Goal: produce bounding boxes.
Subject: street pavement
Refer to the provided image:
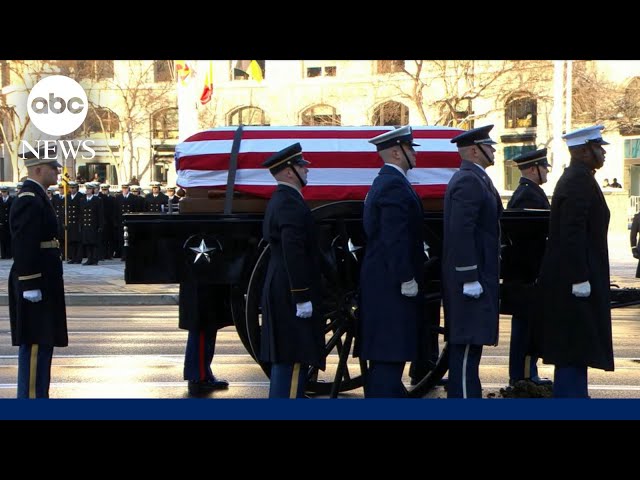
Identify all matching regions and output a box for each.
[0,231,637,306]
[0,258,178,306]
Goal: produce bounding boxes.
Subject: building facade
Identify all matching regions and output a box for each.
[2,59,640,212]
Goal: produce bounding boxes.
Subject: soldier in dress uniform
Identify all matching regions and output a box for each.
[114,183,138,260]
[80,182,105,265]
[260,142,325,398]
[166,186,180,204]
[442,125,503,398]
[0,185,14,259]
[66,181,85,264]
[98,183,115,260]
[535,125,614,398]
[52,182,66,260]
[130,184,146,211]
[354,126,424,398]
[9,145,68,398]
[144,181,169,212]
[501,148,553,388]
[15,182,23,195]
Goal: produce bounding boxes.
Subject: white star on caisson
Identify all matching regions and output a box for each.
[190,239,216,263]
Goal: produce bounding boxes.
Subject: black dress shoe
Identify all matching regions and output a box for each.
[530,375,552,386]
[188,377,230,395]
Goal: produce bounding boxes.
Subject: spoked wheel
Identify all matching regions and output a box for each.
[242,201,367,397]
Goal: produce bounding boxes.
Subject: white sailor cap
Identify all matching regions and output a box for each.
[562,124,609,148]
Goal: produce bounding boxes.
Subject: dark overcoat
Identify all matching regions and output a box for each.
[145,192,168,213]
[260,184,325,369]
[355,164,424,362]
[9,179,68,346]
[534,161,613,371]
[442,160,503,345]
[501,177,550,315]
[80,195,105,245]
[65,192,84,243]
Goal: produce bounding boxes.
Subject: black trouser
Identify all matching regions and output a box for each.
[0,228,11,259]
[83,244,98,265]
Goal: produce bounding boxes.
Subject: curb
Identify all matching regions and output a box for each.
[0,294,179,307]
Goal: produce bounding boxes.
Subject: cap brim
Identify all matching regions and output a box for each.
[411,142,420,147]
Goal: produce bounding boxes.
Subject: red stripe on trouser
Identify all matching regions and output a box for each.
[199,331,206,381]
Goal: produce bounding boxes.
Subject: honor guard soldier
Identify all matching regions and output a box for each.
[166,186,180,213]
[16,182,23,195]
[443,125,503,398]
[0,185,13,259]
[80,182,105,265]
[52,182,66,260]
[98,183,115,260]
[66,181,85,264]
[501,148,552,388]
[144,181,169,212]
[129,184,146,211]
[260,142,325,398]
[114,183,139,260]
[535,125,614,397]
[355,126,424,398]
[9,145,68,398]
[166,186,180,204]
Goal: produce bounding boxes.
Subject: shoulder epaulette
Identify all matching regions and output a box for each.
[18,192,35,198]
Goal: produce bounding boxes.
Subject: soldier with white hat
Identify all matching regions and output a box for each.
[535,124,613,398]
[98,183,115,260]
[144,181,168,213]
[65,180,85,263]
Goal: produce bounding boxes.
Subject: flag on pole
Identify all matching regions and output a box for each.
[200,60,214,105]
[234,60,264,82]
[174,61,192,86]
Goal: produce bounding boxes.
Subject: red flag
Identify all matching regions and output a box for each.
[200,61,213,105]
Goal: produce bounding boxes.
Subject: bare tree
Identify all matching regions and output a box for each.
[60,60,176,183]
[571,60,622,126]
[375,60,554,128]
[0,60,60,180]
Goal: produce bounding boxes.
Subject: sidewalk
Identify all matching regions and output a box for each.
[0,258,178,306]
[0,231,638,307]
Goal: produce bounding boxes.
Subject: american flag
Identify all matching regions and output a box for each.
[175,126,464,201]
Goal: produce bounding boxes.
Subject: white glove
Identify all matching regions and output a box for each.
[572,280,591,298]
[401,278,418,297]
[23,289,42,303]
[296,301,313,318]
[463,281,483,299]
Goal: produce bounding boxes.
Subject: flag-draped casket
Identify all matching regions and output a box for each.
[175,126,464,202]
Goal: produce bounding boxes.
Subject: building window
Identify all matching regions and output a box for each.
[70,61,114,81]
[232,60,265,81]
[301,104,341,126]
[152,107,179,140]
[505,95,537,129]
[625,139,640,158]
[372,101,409,126]
[304,62,337,78]
[440,101,474,129]
[154,60,173,83]
[1,61,9,87]
[504,145,536,191]
[73,107,120,138]
[228,106,269,126]
[376,60,405,74]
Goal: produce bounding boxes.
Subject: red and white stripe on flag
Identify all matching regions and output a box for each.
[175,126,465,201]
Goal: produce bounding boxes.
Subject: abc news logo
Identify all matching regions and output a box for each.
[31,93,85,115]
[25,75,94,159]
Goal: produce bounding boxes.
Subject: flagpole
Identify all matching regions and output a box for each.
[172,60,199,187]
